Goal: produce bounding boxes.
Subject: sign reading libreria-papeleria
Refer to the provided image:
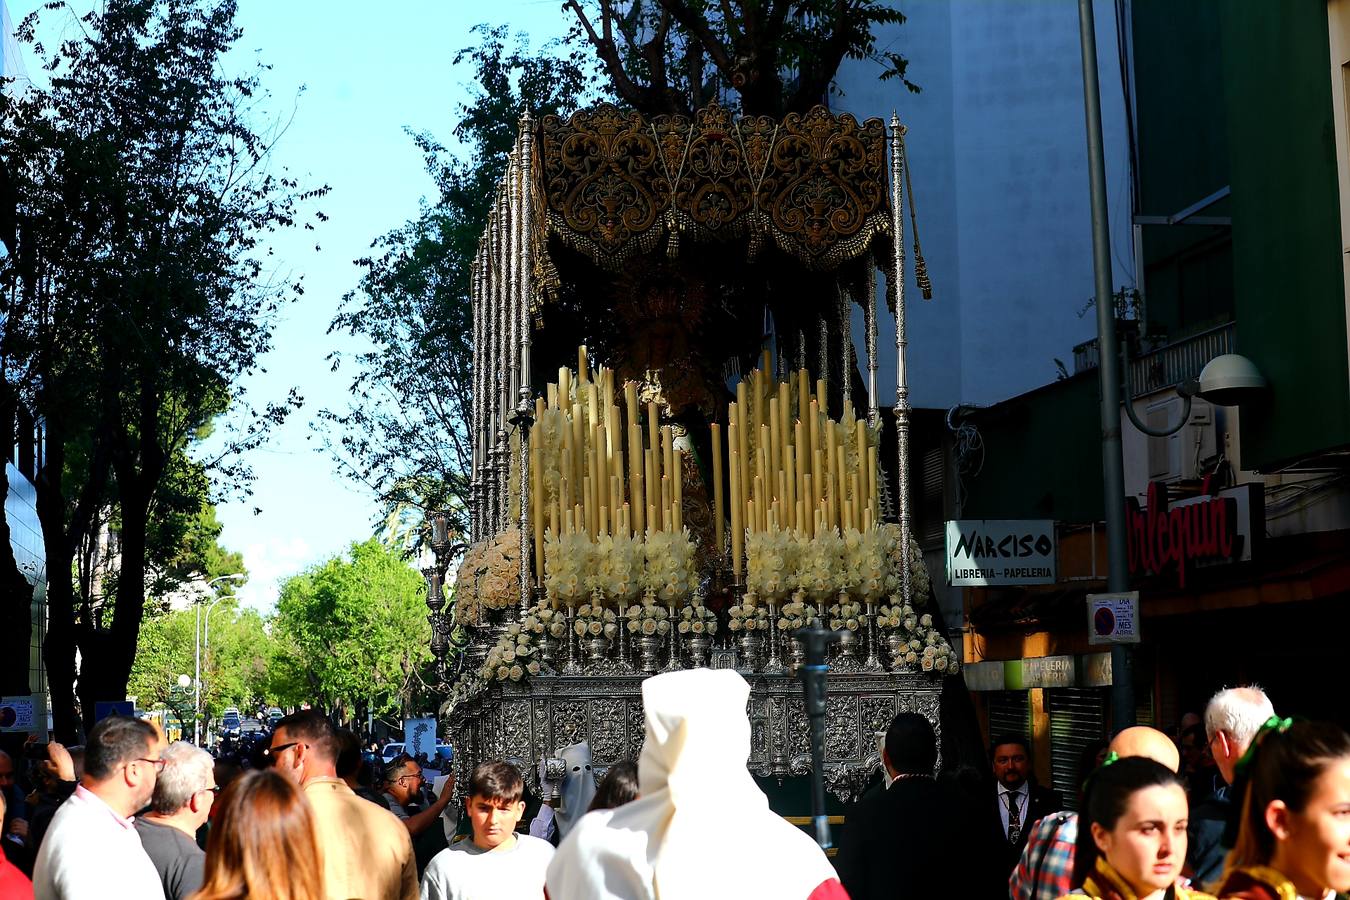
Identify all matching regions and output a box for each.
[944,520,1056,586]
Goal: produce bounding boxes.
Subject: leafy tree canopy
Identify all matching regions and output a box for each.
[269,539,433,723]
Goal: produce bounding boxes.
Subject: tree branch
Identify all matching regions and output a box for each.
[564,0,652,110]
[657,0,737,79]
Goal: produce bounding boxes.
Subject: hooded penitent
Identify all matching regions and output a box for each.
[544,668,847,900]
[554,741,597,838]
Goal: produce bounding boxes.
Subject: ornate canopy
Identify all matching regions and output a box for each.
[536,103,892,278]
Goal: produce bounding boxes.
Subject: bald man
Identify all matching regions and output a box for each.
[1009,727,1179,900]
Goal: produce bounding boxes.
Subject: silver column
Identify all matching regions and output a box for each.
[889,113,912,603]
[517,117,536,610]
[472,250,484,542]
[865,262,879,427]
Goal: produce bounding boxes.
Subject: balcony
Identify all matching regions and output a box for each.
[1073,322,1236,397]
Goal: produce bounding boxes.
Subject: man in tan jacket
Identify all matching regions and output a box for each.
[269,711,418,900]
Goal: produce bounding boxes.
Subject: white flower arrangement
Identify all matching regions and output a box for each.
[544,530,595,606]
[625,599,671,637]
[677,601,718,636]
[828,597,863,632]
[476,528,523,610]
[874,595,959,675]
[727,595,769,633]
[574,603,620,640]
[778,595,822,632]
[880,523,933,605]
[600,531,645,604]
[794,527,846,603]
[643,529,696,603]
[844,526,889,603]
[746,527,797,601]
[443,670,486,715]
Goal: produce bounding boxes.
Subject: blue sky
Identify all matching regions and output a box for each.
[14,0,571,609]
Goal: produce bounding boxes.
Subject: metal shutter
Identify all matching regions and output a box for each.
[986,691,1031,746]
[1047,688,1108,809]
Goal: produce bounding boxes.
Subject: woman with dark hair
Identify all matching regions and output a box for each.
[1062,756,1213,899]
[588,761,639,812]
[1213,719,1350,899]
[190,769,324,900]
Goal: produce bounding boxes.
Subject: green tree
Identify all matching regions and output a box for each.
[270,540,433,725]
[129,597,275,732]
[0,0,323,738]
[564,0,919,117]
[319,27,597,540]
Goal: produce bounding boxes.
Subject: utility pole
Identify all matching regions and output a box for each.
[1077,0,1134,731]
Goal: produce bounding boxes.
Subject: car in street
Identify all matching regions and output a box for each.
[221,709,241,737]
[380,742,406,764]
[265,707,283,727]
[239,717,263,735]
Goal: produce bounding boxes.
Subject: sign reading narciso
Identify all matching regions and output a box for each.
[945,520,1056,586]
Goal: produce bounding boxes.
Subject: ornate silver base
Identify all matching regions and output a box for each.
[446,671,944,806]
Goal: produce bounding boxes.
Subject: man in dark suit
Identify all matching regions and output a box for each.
[990,734,1063,880]
[834,713,976,900]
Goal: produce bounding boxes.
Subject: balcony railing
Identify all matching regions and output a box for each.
[1073,322,1236,397]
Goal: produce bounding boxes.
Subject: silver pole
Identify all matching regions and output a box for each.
[472,251,483,542]
[495,185,510,534]
[518,116,536,609]
[1077,0,1134,730]
[865,263,879,426]
[889,114,912,603]
[839,287,852,414]
[193,603,201,745]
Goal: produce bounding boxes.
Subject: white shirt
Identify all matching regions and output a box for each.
[32,785,164,900]
[420,835,554,900]
[998,782,1030,838]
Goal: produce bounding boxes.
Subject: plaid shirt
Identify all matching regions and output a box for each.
[1009,810,1078,900]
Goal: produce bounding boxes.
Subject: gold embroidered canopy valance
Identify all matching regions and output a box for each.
[536,103,892,274]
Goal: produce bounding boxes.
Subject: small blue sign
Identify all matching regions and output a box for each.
[94,701,134,722]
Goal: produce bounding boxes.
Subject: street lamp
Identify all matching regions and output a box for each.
[1077,0,1267,732]
[194,573,246,745]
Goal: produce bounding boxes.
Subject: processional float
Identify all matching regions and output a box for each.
[428,102,953,805]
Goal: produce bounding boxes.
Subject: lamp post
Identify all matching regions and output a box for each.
[194,573,246,745]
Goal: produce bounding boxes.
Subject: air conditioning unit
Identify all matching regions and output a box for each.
[1145,397,1216,482]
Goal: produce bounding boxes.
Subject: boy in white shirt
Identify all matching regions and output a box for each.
[420,760,553,900]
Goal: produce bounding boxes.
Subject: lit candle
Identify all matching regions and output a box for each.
[559,367,571,408]
[711,423,725,554]
[661,475,672,532]
[583,475,594,538]
[778,381,791,466]
[826,428,839,530]
[867,443,878,526]
[784,444,797,531]
[578,345,589,384]
[852,473,863,532]
[835,443,848,534]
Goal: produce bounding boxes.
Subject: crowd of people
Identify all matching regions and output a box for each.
[0,676,1345,900]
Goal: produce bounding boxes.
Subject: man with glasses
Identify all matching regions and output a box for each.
[136,741,216,900]
[382,755,454,875]
[1187,685,1277,889]
[270,710,417,900]
[32,715,165,900]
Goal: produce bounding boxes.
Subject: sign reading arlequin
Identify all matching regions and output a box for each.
[944,520,1056,586]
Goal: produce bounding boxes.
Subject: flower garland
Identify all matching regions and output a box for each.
[442,670,486,716]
